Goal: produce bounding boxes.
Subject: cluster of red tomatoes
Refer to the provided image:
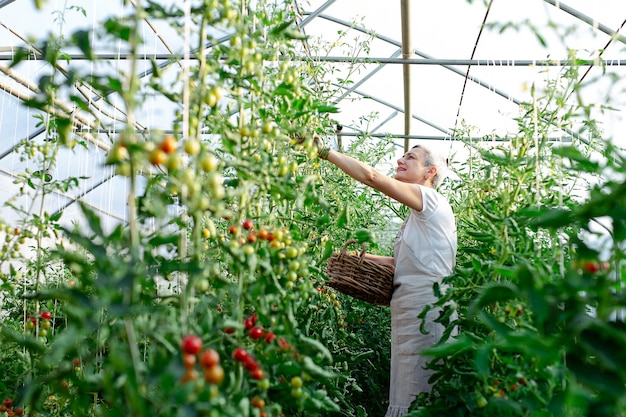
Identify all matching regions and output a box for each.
[0,398,23,416]
[180,335,224,386]
[226,218,294,252]
[224,314,292,352]
[24,311,52,337]
[232,346,264,381]
[242,314,276,344]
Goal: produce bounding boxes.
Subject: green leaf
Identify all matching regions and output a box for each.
[79,202,104,238]
[474,344,492,376]
[469,282,519,316]
[71,30,94,60]
[492,265,516,279]
[270,19,294,35]
[283,29,308,40]
[566,354,625,398]
[306,389,341,412]
[421,334,475,357]
[298,335,333,363]
[579,322,626,375]
[273,83,295,96]
[316,105,339,114]
[552,145,600,172]
[41,327,84,368]
[322,241,334,260]
[302,356,336,382]
[478,311,514,336]
[0,327,46,353]
[336,204,349,228]
[104,18,133,41]
[106,76,124,93]
[354,229,375,244]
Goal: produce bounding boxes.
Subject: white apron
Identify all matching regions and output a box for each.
[384,185,457,417]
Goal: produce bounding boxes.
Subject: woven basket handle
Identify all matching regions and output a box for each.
[339,240,367,264]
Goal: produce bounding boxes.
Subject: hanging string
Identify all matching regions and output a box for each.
[182,0,192,140]
[570,18,626,99]
[449,0,494,159]
[532,84,540,208]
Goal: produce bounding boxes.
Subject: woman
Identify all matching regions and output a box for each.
[317,140,457,417]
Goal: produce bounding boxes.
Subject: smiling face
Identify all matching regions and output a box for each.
[395,147,436,186]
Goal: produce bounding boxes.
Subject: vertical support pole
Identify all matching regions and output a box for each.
[401,0,412,153]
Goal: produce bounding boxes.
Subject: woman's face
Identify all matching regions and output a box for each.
[395,147,432,184]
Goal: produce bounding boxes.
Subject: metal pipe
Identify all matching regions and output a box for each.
[401,0,412,152]
[298,0,337,27]
[0,0,17,9]
[372,111,399,133]
[330,82,452,135]
[2,53,623,67]
[336,131,573,142]
[543,0,626,45]
[333,49,402,103]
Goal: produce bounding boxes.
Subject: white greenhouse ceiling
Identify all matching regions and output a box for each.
[1,0,625,230]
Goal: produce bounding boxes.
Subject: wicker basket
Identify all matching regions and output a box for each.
[325,240,395,306]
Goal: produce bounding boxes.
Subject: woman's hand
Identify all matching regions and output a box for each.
[313,134,330,159]
[293,132,328,158]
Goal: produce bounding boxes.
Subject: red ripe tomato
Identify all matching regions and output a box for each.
[264,331,276,344]
[258,229,269,240]
[229,225,239,235]
[3,398,13,408]
[40,311,52,320]
[199,349,220,368]
[232,347,249,362]
[224,327,235,334]
[583,261,600,274]
[243,315,257,329]
[249,327,264,340]
[242,220,254,230]
[181,335,203,355]
[14,407,24,416]
[243,355,259,372]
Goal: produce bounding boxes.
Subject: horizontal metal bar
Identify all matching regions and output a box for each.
[336,131,574,142]
[1,52,624,67]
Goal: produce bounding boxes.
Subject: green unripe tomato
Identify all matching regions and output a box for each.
[257,378,270,391]
[290,387,303,398]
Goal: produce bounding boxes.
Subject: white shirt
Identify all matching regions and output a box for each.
[393,184,457,282]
